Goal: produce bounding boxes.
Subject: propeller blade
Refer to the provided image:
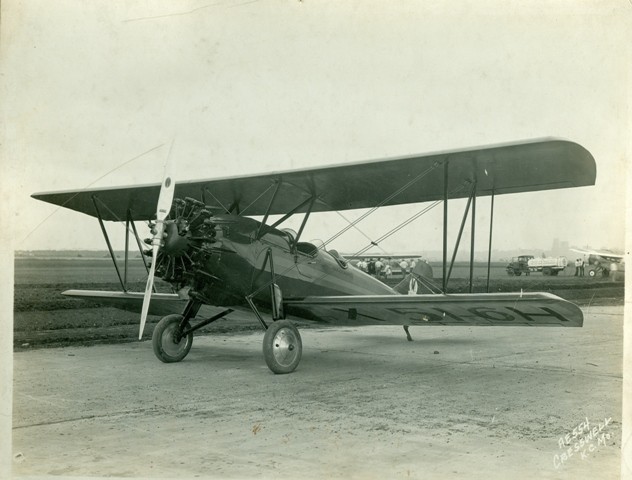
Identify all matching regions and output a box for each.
[138,144,177,339]
[156,174,176,224]
[139,244,159,339]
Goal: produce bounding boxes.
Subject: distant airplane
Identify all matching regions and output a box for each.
[32,138,595,374]
[343,253,431,276]
[571,248,625,277]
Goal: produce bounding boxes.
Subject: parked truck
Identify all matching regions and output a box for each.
[506,255,567,276]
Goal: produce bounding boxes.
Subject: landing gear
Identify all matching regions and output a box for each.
[152,314,193,363]
[248,251,302,374]
[263,320,302,374]
[151,302,233,363]
[403,325,413,341]
[588,268,608,278]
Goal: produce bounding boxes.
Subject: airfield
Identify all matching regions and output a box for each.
[12,257,625,479]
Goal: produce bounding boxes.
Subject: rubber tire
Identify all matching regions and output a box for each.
[263,320,302,374]
[589,270,596,277]
[152,314,193,363]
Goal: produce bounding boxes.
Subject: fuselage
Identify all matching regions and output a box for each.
[587,254,623,266]
[160,211,396,309]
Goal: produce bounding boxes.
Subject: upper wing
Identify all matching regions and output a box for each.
[285,292,583,327]
[32,138,595,221]
[571,248,624,260]
[342,253,423,260]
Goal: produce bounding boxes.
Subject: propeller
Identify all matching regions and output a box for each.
[139,145,176,339]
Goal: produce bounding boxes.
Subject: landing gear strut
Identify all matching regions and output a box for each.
[151,300,234,363]
[247,248,303,374]
[403,325,413,341]
[246,295,304,374]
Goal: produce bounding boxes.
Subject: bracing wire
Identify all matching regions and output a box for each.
[241,182,276,216]
[319,159,444,248]
[334,210,389,255]
[247,177,469,300]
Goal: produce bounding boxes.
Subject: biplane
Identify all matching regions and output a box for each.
[32,138,596,374]
[571,247,624,278]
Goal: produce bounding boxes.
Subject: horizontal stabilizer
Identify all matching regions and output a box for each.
[285,292,583,327]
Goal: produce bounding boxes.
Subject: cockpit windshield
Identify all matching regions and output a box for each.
[281,228,298,243]
[309,239,326,252]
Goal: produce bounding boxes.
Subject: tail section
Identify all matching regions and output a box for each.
[394,260,440,294]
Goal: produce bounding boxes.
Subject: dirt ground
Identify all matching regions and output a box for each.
[10,259,626,479]
[12,307,623,479]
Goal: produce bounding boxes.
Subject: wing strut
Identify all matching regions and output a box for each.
[442,159,449,292]
[446,183,475,284]
[469,182,477,293]
[92,195,126,292]
[127,209,151,275]
[89,197,154,293]
[270,195,316,230]
[486,190,495,292]
[292,195,316,249]
[89,190,158,293]
[441,161,479,294]
[256,179,283,239]
[124,215,130,286]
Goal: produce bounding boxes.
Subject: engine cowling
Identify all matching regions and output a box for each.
[145,197,219,288]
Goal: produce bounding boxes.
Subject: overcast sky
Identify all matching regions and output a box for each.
[1,1,629,257]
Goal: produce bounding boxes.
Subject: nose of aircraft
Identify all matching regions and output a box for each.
[162,222,190,256]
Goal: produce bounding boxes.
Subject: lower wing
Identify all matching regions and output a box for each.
[285,292,583,327]
[63,290,582,327]
[61,290,232,318]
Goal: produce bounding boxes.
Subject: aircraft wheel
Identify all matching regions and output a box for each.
[263,320,302,374]
[152,314,193,363]
[588,270,596,277]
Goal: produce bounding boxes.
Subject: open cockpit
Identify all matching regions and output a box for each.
[280,229,348,268]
